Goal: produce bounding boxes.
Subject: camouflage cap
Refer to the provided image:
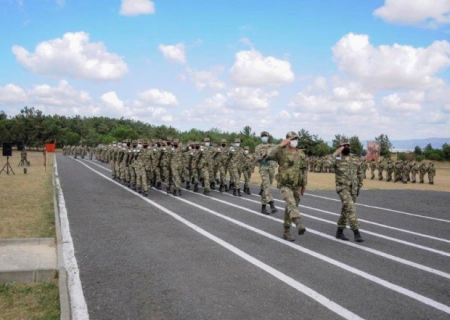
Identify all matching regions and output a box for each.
[260,131,270,137]
[286,131,299,140]
[112,141,117,144]
[221,139,227,143]
[173,138,179,143]
[204,137,210,142]
[244,146,249,150]
[339,139,350,146]
[142,139,149,145]
[235,138,241,143]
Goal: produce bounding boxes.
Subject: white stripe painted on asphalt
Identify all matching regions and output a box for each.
[54,160,90,320]
[86,159,450,256]
[72,158,363,320]
[305,193,450,224]
[77,159,450,315]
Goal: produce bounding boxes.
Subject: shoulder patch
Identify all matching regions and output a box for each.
[335,156,341,161]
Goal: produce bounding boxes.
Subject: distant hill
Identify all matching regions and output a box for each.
[363,138,450,151]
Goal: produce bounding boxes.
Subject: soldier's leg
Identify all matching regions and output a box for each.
[280,186,303,230]
[202,168,210,194]
[337,188,359,230]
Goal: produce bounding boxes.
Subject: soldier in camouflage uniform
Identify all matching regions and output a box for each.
[137,139,151,196]
[386,159,394,182]
[217,139,229,192]
[402,160,411,184]
[427,162,435,184]
[418,162,427,183]
[334,139,364,242]
[394,160,403,182]
[369,159,376,179]
[254,131,278,215]
[228,138,244,196]
[241,146,253,195]
[170,139,184,196]
[129,140,139,190]
[410,161,418,183]
[266,131,307,241]
[377,159,384,181]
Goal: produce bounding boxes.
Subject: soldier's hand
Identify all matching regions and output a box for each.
[279,139,291,148]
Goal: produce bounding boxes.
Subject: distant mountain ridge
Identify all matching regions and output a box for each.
[368,137,450,151]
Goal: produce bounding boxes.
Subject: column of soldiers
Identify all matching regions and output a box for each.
[307,156,336,174]
[367,159,436,184]
[74,137,261,198]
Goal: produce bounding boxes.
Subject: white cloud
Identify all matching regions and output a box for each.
[227,87,278,110]
[332,33,450,90]
[101,91,124,109]
[138,89,179,107]
[188,68,225,91]
[12,32,128,80]
[381,91,424,112]
[158,43,186,64]
[374,0,450,27]
[120,0,155,16]
[0,84,27,104]
[230,49,294,87]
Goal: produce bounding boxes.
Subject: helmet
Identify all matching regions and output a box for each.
[260,131,270,137]
[286,131,299,140]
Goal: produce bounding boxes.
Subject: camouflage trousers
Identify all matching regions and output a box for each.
[119,163,126,181]
[259,168,274,205]
[130,166,137,185]
[378,169,383,180]
[218,164,227,187]
[153,167,162,184]
[229,165,240,190]
[201,167,210,191]
[242,169,251,188]
[110,160,116,178]
[171,165,182,190]
[370,169,375,179]
[386,170,393,181]
[410,170,417,183]
[337,186,359,230]
[428,172,434,184]
[279,186,302,228]
[402,170,410,183]
[136,166,148,192]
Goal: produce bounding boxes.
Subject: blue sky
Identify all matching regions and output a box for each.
[1,0,450,141]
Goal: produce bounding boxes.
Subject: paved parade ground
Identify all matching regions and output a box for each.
[55,153,450,320]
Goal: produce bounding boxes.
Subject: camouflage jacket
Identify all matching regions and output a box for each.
[254,143,277,170]
[334,153,363,194]
[266,145,307,188]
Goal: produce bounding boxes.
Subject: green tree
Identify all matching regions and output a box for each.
[332,134,348,150]
[424,143,433,153]
[313,142,331,157]
[375,134,393,157]
[414,145,422,155]
[349,136,363,156]
[442,143,450,161]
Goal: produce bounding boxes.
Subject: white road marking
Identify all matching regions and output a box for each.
[77,159,450,315]
[72,158,363,320]
[54,160,90,320]
[305,193,450,224]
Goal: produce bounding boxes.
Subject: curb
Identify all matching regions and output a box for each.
[53,159,71,320]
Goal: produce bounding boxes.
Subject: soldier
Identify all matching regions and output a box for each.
[370,159,376,179]
[386,159,394,182]
[410,161,418,183]
[418,162,427,183]
[197,142,211,195]
[137,139,151,196]
[254,131,278,215]
[19,148,30,166]
[360,157,367,179]
[217,139,229,192]
[377,159,384,181]
[170,139,184,196]
[428,162,436,184]
[334,139,364,242]
[402,160,411,184]
[242,146,253,195]
[265,131,307,241]
[394,160,403,182]
[228,138,244,196]
[308,156,315,172]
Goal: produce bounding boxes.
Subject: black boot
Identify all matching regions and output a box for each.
[186,181,191,189]
[237,189,242,197]
[245,187,251,195]
[178,189,182,196]
[269,201,278,214]
[233,189,237,196]
[131,184,136,191]
[261,204,269,215]
[172,189,178,196]
[194,183,199,192]
[335,227,349,241]
[204,190,210,196]
[166,186,171,194]
[143,190,148,197]
[219,185,224,192]
[211,182,215,190]
[258,189,263,196]
[292,218,306,235]
[136,186,142,193]
[156,182,162,190]
[353,229,365,242]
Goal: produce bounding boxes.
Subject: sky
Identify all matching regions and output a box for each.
[1,0,450,141]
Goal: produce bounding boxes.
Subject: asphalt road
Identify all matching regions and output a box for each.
[56,154,450,320]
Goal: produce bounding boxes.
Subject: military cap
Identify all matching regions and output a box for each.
[173,138,179,143]
[339,138,350,146]
[166,137,173,142]
[260,131,270,137]
[244,146,249,150]
[142,139,149,145]
[221,139,227,143]
[112,141,117,144]
[204,137,210,142]
[235,138,241,143]
[286,131,299,140]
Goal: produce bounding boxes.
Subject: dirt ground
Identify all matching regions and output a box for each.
[0,149,55,238]
[250,161,449,192]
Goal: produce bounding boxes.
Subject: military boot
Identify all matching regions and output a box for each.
[172,189,178,196]
[178,189,182,196]
[219,185,224,192]
[335,227,349,241]
[269,201,278,214]
[353,229,365,242]
[237,189,242,197]
[233,189,237,196]
[131,184,137,191]
[258,189,263,196]
[245,187,251,195]
[143,190,148,197]
[211,182,215,190]
[136,186,142,193]
[186,181,191,189]
[194,183,199,192]
[261,204,269,215]
[282,226,295,241]
[156,182,162,190]
[292,217,306,235]
[204,190,210,196]
[166,186,171,194]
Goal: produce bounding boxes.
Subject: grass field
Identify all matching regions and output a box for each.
[0,150,55,239]
[250,160,450,192]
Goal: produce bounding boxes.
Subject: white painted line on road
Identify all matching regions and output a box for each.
[54,160,90,320]
[157,189,450,315]
[73,158,364,320]
[305,193,450,224]
[86,158,450,256]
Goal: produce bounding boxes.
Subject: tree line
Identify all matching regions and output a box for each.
[1,107,447,161]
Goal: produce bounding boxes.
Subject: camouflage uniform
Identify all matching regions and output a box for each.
[254,131,278,214]
[377,159,384,180]
[170,139,184,195]
[386,159,394,182]
[228,138,244,196]
[137,140,152,196]
[410,161,418,183]
[334,139,364,242]
[418,162,427,183]
[241,146,253,194]
[266,131,307,241]
[427,163,435,184]
[217,139,229,192]
[369,160,376,179]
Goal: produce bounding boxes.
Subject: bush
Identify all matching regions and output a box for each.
[397,152,407,161]
[428,153,441,161]
[415,155,426,162]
